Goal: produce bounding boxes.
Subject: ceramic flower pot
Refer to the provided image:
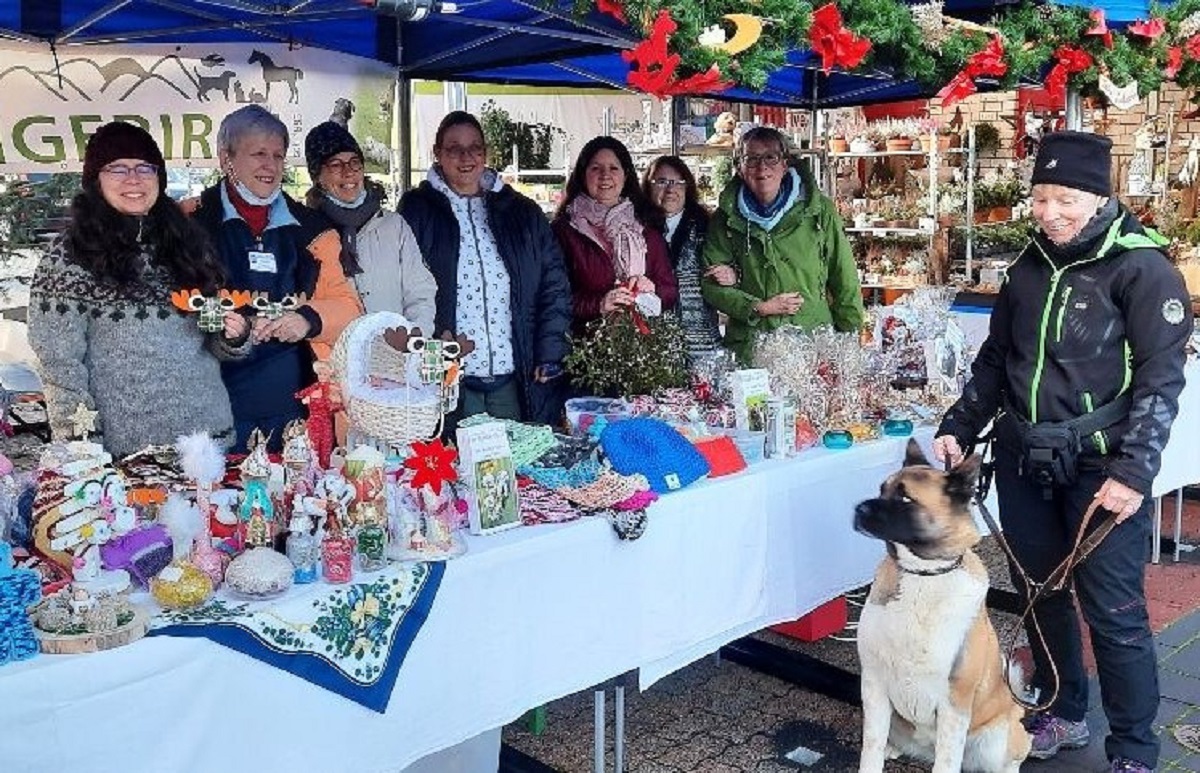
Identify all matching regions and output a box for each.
[829,137,849,154]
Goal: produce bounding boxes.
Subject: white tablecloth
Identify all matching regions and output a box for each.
[0,435,914,773]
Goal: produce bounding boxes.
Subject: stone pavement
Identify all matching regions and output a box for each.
[503,520,1200,773]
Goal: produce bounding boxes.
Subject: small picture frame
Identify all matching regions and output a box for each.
[456,422,522,536]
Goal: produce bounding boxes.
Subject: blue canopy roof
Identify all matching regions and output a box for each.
[0,1,635,72]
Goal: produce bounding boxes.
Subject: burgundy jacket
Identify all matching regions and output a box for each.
[552,217,678,333]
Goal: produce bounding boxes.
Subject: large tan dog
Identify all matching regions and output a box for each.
[853,439,1031,773]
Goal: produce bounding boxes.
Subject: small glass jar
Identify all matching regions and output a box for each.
[287,530,319,584]
[321,535,354,584]
[356,524,388,572]
[822,429,854,450]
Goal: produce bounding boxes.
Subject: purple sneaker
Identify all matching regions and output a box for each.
[1109,758,1154,772]
[1026,713,1090,759]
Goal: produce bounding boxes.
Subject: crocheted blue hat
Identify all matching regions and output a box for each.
[600,417,710,494]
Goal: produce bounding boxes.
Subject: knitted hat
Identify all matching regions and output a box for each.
[600,417,710,494]
[82,121,167,191]
[1030,131,1113,197]
[305,121,363,180]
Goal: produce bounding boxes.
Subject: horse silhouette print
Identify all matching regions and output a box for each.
[248,50,303,103]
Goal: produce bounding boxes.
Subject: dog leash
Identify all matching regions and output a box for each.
[954,452,1120,712]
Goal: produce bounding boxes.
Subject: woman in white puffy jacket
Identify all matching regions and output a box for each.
[303,121,436,332]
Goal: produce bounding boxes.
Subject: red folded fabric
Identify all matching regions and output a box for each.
[693,435,746,477]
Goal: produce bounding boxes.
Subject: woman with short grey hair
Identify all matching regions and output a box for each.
[701,124,864,364]
[185,105,362,451]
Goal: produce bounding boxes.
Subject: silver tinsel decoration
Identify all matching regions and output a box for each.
[1181,11,1200,39]
[910,1,950,51]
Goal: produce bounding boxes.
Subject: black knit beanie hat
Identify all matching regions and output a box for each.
[82,121,167,192]
[305,121,363,180]
[1030,131,1113,197]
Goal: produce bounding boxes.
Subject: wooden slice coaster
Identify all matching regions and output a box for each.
[36,606,150,655]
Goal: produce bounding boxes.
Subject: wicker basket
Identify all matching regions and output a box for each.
[329,312,444,447]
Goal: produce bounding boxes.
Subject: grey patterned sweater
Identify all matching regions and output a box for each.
[28,238,250,457]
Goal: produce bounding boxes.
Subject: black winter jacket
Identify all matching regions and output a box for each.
[939,208,1193,494]
[398,180,572,425]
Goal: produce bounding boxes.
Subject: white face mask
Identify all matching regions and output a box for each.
[323,187,367,209]
[233,180,282,207]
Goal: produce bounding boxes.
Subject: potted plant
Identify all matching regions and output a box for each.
[882,119,916,152]
[916,118,940,152]
[938,124,962,152]
[975,122,1001,155]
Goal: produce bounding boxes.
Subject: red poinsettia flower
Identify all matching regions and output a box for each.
[1167,46,1184,79]
[809,3,872,74]
[404,438,458,495]
[622,10,732,97]
[596,0,625,24]
[1128,17,1166,40]
[1086,9,1114,49]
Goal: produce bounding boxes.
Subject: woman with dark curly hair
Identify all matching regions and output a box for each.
[28,121,250,456]
[553,136,677,334]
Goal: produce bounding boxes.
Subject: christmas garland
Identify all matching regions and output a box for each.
[581,0,1200,107]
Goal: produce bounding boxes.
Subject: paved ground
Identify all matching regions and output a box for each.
[503,498,1200,773]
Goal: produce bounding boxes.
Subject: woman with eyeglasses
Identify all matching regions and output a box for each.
[398,110,572,431]
[303,121,436,332]
[701,126,864,364]
[641,155,731,363]
[553,136,678,337]
[28,121,250,456]
[186,105,362,452]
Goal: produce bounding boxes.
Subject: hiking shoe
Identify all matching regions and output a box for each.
[1109,758,1154,772]
[1026,713,1090,759]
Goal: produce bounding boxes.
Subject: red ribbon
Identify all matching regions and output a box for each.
[622,10,733,97]
[625,279,652,335]
[936,36,1007,109]
[809,3,872,74]
[1045,45,1094,101]
[596,0,626,24]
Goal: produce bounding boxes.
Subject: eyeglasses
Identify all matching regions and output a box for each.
[650,178,688,189]
[101,163,159,180]
[739,153,783,168]
[323,158,364,175]
[441,144,486,159]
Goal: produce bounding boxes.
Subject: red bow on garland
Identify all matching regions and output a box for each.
[1086,9,1114,49]
[622,10,732,98]
[1045,45,1094,101]
[1128,17,1167,40]
[596,0,625,24]
[404,438,458,495]
[1167,46,1184,79]
[809,3,872,74]
[936,35,1008,108]
[1186,35,1200,62]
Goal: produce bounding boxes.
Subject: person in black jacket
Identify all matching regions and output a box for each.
[934,132,1192,773]
[398,110,571,430]
[189,105,362,451]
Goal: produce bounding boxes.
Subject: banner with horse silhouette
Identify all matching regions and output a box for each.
[0,42,396,175]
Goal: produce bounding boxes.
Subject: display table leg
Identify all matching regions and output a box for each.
[594,690,605,773]
[614,685,625,773]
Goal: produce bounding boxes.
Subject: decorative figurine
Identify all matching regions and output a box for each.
[354,501,387,572]
[296,362,340,469]
[176,433,229,587]
[238,480,275,550]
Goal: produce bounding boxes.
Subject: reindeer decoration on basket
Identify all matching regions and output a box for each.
[382,327,476,414]
[170,289,252,332]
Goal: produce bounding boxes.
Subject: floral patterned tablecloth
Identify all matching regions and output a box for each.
[147,561,444,712]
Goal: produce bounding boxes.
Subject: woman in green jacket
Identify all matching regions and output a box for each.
[701,126,865,363]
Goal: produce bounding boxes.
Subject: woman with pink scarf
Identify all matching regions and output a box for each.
[553,136,677,336]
